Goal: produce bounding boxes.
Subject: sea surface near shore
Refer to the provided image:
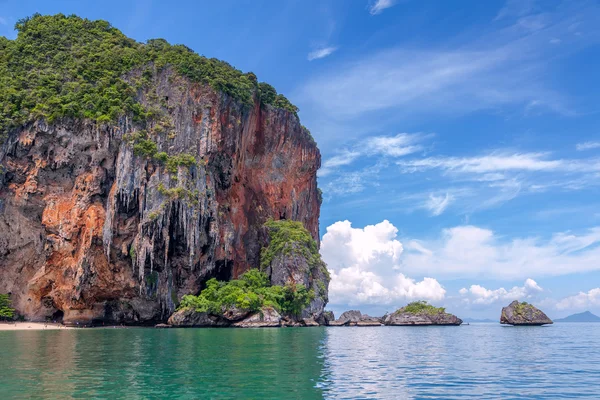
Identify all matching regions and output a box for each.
[1,323,599,399]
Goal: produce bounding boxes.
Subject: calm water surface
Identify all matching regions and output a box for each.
[1,323,599,399]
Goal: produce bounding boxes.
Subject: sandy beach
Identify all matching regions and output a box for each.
[0,322,73,331]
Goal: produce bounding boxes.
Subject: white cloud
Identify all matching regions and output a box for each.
[369,0,397,15]
[495,0,537,21]
[394,151,600,210]
[398,152,566,174]
[308,46,338,61]
[576,141,600,151]
[321,220,446,306]
[402,225,600,279]
[319,150,361,177]
[0,17,6,26]
[459,279,543,305]
[555,288,600,311]
[319,132,425,177]
[424,193,453,216]
[299,2,600,119]
[364,133,424,157]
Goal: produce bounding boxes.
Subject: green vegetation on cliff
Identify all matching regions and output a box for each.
[0,294,15,320]
[0,13,298,141]
[398,301,446,315]
[260,219,321,270]
[178,270,314,317]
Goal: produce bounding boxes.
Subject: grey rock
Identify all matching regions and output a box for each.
[384,311,462,326]
[302,317,319,327]
[265,242,330,322]
[233,307,281,328]
[329,310,383,326]
[500,301,553,325]
[316,310,335,326]
[167,309,228,327]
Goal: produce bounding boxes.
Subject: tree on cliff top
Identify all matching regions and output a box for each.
[0,13,299,142]
[0,294,15,320]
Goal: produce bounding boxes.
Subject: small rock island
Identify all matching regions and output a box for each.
[329,302,462,327]
[384,301,463,326]
[329,310,382,326]
[500,301,553,326]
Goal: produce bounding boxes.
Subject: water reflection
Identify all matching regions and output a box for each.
[0,328,327,399]
[1,324,600,399]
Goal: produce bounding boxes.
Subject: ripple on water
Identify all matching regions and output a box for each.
[0,324,599,399]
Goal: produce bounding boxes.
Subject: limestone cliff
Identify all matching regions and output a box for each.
[0,16,324,325]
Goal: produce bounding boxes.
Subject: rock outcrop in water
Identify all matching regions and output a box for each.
[383,301,462,326]
[500,301,553,326]
[0,14,326,325]
[329,310,383,326]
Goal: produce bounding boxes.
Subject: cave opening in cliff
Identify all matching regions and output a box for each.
[52,310,64,323]
[200,260,233,289]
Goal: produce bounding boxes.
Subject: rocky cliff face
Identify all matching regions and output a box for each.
[0,68,322,324]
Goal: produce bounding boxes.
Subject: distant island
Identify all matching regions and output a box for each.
[555,311,600,322]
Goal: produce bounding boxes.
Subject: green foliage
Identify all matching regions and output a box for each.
[177,269,314,317]
[165,153,196,174]
[129,245,136,262]
[0,14,299,142]
[258,82,298,114]
[0,294,15,320]
[399,301,446,315]
[133,138,158,158]
[513,301,532,316]
[1,14,145,139]
[260,219,321,271]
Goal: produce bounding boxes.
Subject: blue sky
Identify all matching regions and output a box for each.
[2,0,600,319]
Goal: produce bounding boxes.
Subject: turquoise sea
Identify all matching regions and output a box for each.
[1,323,599,399]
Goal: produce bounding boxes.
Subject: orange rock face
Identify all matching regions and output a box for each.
[0,71,321,324]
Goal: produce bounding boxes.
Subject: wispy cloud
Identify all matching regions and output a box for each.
[495,0,538,21]
[396,151,600,208]
[363,133,425,157]
[299,2,600,120]
[319,132,426,177]
[319,150,361,177]
[369,0,397,15]
[424,193,454,216]
[576,141,600,151]
[0,17,7,26]
[307,46,338,61]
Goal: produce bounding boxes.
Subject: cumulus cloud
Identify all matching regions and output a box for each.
[555,288,600,311]
[459,279,543,305]
[402,225,600,279]
[369,0,397,15]
[308,46,338,61]
[321,220,446,306]
[576,141,600,151]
